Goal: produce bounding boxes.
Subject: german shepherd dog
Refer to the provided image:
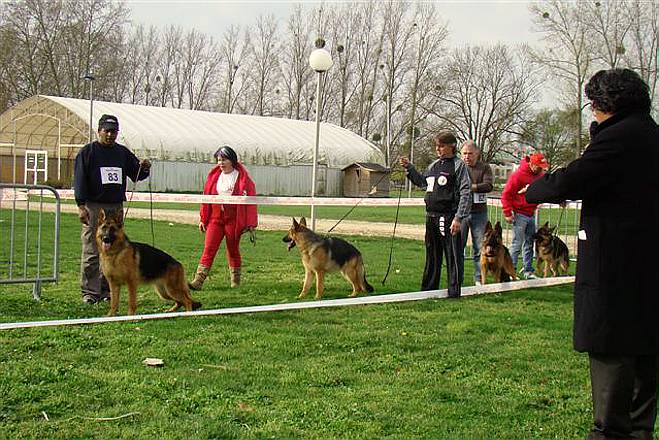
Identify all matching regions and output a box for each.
[532,222,570,277]
[96,208,202,316]
[282,217,374,299]
[480,221,517,284]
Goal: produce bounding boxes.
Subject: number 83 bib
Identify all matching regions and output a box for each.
[100,167,122,185]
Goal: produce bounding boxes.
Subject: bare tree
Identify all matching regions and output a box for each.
[519,108,582,170]
[403,3,448,163]
[218,25,250,114]
[625,0,658,109]
[157,25,182,108]
[279,5,312,119]
[326,3,362,128]
[582,0,631,69]
[425,44,538,163]
[349,1,385,139]
[244,15,281,116]
[529,1,594,159]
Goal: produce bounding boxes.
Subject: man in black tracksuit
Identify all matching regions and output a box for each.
[400,131,471,298]
[73,114,151,304]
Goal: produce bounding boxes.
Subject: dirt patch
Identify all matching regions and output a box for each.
[52,204,426,240]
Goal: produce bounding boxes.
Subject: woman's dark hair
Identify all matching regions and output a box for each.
[213,145,238,165]
[585,68,651,114]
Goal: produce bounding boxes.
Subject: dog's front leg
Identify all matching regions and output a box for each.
[314,271,325,300]
[127,279,138,315]
[298,269,314,299]
[480,262,488,285]
[107,281,121,317]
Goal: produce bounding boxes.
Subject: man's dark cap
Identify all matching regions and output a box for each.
[98,114,119,131]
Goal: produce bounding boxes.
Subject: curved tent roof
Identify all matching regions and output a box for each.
[0,95,384,167]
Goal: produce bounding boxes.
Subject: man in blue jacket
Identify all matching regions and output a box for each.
[74,114,151,304]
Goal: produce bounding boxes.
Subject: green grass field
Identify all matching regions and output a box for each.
[0,211,611,439]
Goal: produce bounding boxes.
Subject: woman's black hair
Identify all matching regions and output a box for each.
[585,68,651,114]
[213,145,238,165]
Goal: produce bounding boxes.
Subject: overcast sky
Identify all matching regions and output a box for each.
[126,0,541,48]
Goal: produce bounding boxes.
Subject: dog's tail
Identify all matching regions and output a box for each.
[362,268,374,293]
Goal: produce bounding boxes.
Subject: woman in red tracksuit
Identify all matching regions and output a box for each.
[189,146,258,290]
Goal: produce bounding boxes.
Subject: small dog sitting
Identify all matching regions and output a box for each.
[282,217,374,300]
[532,222,570,277]
[96,208,202,316]
[480,221,517,284]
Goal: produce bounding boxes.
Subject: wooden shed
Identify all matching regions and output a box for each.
[342,162,390,197]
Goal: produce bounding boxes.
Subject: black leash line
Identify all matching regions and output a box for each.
[381,180,403,286]
[326,170,390,235]
[148,173,155,247]
[123,162,142,221]
[123,161,156,247]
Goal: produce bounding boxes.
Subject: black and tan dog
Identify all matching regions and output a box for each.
[96,208,201,316]
[283,217,374,299]
[480,221,517,285]
[532,222,570,277]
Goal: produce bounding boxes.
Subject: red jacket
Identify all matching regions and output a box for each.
[501,156,544,217]
[199,162,258,236]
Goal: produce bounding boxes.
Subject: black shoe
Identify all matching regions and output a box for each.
[447,294,461,299]
[82,294,98,304]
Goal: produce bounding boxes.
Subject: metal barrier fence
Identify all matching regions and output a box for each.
[0,184,61,299]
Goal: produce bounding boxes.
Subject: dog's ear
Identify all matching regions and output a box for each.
[494,221,503,236]
[549,226,556,234]
[299,217,307,227]
[543,221,549,228]
[292,217,299,228]
[98,208,106,223]
[485,221,493,232]
[109,208,123,226]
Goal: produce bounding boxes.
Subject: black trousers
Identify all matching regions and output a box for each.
[422,213,463,297]
[587,353,658,440]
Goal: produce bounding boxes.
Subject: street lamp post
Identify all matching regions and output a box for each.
[308,38,333,231]
[84,72,95,143]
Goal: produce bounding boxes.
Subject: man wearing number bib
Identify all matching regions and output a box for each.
[459,141,493,286]
[73,114,151,304]
[400,132,471,298]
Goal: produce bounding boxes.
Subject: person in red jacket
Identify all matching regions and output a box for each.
[189,146,258,290]
[500,152,548,279]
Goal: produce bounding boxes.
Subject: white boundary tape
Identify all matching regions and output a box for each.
[52,189,580,208]
[0,276,574,331]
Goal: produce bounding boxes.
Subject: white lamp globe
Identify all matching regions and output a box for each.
[309,48,333,72]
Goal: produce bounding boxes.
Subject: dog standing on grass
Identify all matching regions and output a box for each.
[96,208,202,316]
[480,221,518,285]
[283,217,374,300]
[532,222,570,277]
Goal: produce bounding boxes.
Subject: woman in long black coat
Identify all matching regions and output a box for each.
[526,68,659,439]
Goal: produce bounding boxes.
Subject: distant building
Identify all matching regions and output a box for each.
[0,95,385,196]
[342,162,390,197]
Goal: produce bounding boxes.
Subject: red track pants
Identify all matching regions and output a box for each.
[199,219,241,269]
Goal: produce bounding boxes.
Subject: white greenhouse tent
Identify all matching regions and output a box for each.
[0,95,385,196]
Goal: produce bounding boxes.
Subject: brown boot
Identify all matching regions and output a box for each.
[230,267,241,288]
[189,265,209,290]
